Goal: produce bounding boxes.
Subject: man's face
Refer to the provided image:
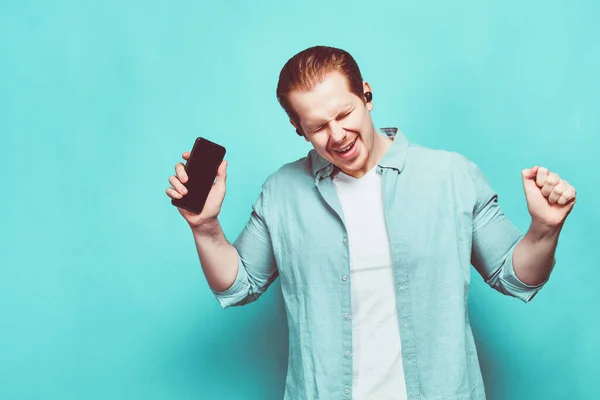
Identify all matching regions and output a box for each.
[288,72,376,178]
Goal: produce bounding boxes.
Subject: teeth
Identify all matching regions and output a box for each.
[337,142,354,152]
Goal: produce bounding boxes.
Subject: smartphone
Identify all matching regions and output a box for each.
[171,137,226,215]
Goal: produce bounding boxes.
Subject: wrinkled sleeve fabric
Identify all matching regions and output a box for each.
[468,160,549,303]
[211,183,279,308]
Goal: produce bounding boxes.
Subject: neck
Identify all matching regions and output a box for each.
[365,131,393,169]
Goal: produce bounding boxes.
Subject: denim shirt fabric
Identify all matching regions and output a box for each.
[211,128,548,400]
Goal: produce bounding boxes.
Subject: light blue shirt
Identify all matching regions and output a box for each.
[212,128,548,399]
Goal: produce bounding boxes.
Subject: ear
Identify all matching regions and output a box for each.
[290,119,309,141]
[363,81,373,111]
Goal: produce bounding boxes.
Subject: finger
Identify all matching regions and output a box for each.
[182,151,190,160]
[536,167,549,187]
[548,181,568,204]
[169,175,188,195]
[557,186,576,206]
[522,166,539,180]
[215,160,228,185]
[175,162,188,183]
[166,187,183,199]
[541,172,560,197]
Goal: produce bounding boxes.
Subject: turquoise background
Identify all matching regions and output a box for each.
[1,1,598,399]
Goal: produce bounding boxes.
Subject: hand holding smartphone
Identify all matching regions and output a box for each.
[170,137,227,215]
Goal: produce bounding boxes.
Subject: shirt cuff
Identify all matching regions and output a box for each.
[211,251,251,308]
[499,242,553,303]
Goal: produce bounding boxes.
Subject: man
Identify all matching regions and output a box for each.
[166,46,576,399]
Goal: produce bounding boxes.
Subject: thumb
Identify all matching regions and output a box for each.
[522,165,539,181]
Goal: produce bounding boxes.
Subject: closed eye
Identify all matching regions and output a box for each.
[338,110,352,120]
[311,109,353,132]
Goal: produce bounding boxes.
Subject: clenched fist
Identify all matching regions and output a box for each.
[521,166,577,227]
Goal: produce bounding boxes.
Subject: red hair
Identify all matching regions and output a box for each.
[276,46,365,128]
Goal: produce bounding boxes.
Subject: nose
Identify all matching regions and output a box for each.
[329,121,347,143]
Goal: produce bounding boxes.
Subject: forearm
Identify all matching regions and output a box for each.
[191,219,240,292]
[512,221,561,286]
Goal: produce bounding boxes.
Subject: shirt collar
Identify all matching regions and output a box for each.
[309,127,409,179]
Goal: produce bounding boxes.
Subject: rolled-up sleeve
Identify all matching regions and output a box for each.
[211,183,279,308]
[468,161,549,303]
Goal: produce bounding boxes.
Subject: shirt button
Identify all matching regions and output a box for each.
[343,313,349,319]
[343,237,348,245]
[344,388,351,395]
[404,322,409,327]
[395,244,400,251]
[407,357,412,363]
[344,350,351,357]
[342,275,348,282]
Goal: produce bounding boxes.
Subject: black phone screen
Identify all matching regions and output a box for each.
[171,137,226,214]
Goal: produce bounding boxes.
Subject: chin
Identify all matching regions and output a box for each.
[338,155,369,174]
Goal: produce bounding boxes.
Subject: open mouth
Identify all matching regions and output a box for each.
[333,137,358,155]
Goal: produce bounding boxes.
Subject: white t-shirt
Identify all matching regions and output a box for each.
[333,165,407,400]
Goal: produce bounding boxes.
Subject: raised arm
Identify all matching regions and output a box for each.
[166,153,278,308]
[467,161,576,303]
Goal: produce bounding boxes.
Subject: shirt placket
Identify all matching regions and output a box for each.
[381,166,421,400]
[314,169,354,398]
